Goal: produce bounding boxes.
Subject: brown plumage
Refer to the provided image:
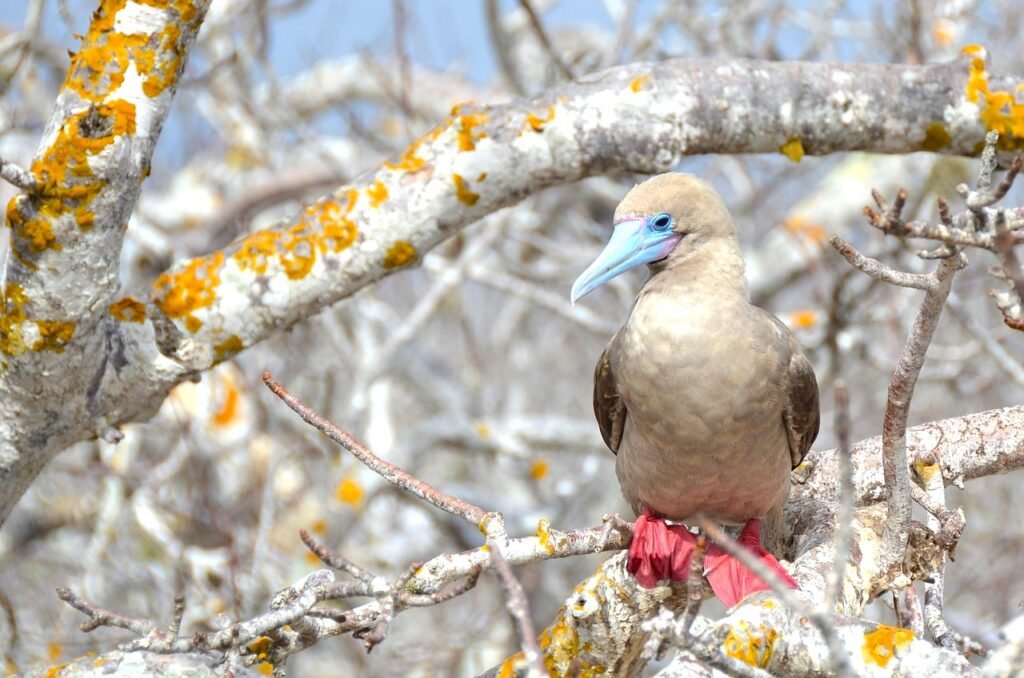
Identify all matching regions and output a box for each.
[575,173,819,598]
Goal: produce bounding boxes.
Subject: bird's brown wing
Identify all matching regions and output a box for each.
[757,309,820,469]
[782,346,820,469]
[593,333,627,455]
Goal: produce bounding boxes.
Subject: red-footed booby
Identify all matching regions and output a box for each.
[571,173,819,606]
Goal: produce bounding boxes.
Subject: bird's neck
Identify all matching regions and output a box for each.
[644,238,749,302]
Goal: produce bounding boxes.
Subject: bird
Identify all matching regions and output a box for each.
[570,173,819,606]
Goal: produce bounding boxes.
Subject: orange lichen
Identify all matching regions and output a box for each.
[184,315,203,333]
[233,229,280,276]
[862,624,914,668]
[525,105,557,132]
[962,46,1024,149]
[336,477,363,506]
[213,334,244,361]
[279,222,317,279]
[212,374,240,427]
[384,138,427,172]
[454,110,488,151]
[64,0,201,103]
[629,74,651,92]
[0,283,29,357]
[779,137,805,163]
[153,251,224,324]
[474,421,491,438]
[248,636,272,661]
[933,19,954,48]
[11,101,137,257]
[257,663,273,676]
[367,180,389,208]
[537,612,607,676]
[33,320,76,353]
[914,458,941,483]
[536,518,554,553]
[109,296,146,322]
[344,188,359,212]
[782,215,826,243]
[921,122,952,151]
[789,310,817,329]
[18,218,61,253]
[452,174,480,206]
[230,198,359,282]
[530,458,549,480]
[310,519,327,535]
[47,643,62,662]
[723,621,779,668]
[382,240,417,269]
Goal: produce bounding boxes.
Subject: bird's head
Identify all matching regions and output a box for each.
[570,173,736,304]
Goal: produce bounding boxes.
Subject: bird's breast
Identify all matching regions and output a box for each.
[614,292,792,523]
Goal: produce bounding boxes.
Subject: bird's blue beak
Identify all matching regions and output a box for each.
[570,218,682,304]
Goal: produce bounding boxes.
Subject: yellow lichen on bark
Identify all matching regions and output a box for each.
[153,251,225,328]
[33,320,76,353]
[962,45,1024,149]
[231,200,357,281]
[451,106,488,151]
[367,180,389,208]
[382,241,417,269]
[65,0,203,103]
[452,174,480,206]
[536,518,555,553]
[109,296,147,322]
[921,122,952,151]
[7,101,137,258]
[629,74,651,92]
[779,137,805,162]
[525,105,557,132]
[213,334,244,361]
[0,283,30,357]
[862,624,914,667]
[723,621,779,668]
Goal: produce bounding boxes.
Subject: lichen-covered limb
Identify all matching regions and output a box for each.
[0,51,1020,528]
[59,516,632,665]
[502,531,966,677]
[792,404,1024,505]
[25,650,259,678]
[0,1,210,521]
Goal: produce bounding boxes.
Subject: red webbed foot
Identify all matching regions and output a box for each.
[627,508,697,588]
[703,519,798,607]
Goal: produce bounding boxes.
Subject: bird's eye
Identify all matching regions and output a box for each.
[650,213,672,231]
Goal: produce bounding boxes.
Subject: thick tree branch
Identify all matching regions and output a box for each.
[0,0,211,525]
[1,51,1021,529]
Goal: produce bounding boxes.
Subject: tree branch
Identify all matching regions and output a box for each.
[2,51,1020,529]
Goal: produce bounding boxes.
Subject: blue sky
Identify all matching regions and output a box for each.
[0,1,620,87]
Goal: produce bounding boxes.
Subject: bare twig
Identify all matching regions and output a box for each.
[825,380,854,613]
[487,538,545,678]
[680,535,709,636]
[916,452,985,657]
[830,236,935,290]
[485,0,527,95]
[262,372,504,535]
[0,156,38,192]
[840,181,967,580]
[57,587,156,636]
[169,595,185,641]
[901,586,925,636]
[518,0,575,81]
[300,529,375,584]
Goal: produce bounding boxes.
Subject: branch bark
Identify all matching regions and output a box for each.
[0,30,1020,532]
